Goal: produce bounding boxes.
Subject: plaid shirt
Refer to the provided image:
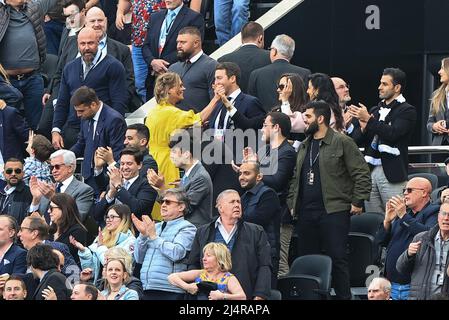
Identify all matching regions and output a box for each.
[23,156,52,185]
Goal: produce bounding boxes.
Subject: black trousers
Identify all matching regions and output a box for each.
[296,209,351,300]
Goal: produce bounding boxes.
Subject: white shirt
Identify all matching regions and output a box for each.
[59,175,74,193]
[184,160,199,178]
[214,217,238,244]
[188,50,203,64]
[90,102,104,139]
[214,88,241,129]
[106,174,139,203]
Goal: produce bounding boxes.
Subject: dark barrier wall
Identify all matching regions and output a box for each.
[264,0,449,146]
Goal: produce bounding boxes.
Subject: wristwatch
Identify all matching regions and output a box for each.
[115,184,122,191]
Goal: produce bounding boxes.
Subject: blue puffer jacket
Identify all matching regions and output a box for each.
[134,217,196,293]
[78,230,136,284]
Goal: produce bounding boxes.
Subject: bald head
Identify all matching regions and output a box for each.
[403,177,432,212]
[78,27,99,63]
[410,177,432,194]
[85,7,107,38]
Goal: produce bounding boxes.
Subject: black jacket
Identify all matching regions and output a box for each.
[351,100,417,183]
[93,175,157,221]
[33,269,70,300]
[218,44,271,93]
[0,180,32,225]
[187,218,272,299]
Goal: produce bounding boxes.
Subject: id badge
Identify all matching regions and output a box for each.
[214,129,224,141]
[307,170,314,185]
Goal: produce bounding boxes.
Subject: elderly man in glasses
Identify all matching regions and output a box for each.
[28,149,94,223]
[376,177,439,300]
[397,200,449,300]
[132,188,196,300]
[0,158,32,225]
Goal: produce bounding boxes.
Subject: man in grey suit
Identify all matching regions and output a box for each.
[169,26,217,112]
[248,34,311,112]
[147,130,213,227]
[218,22,270,93]
[28,149,94,222]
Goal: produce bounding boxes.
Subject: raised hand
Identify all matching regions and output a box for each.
[42,286,57,300]
[147,168,165,191]
[407,241,421,257]
[69,235,86,252]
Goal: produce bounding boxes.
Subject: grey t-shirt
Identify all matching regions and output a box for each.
[0,0,58,69]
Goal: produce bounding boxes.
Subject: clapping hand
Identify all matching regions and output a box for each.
[147,168,165,191]
[131,214,156,239]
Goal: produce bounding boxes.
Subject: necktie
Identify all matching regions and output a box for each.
[159,11,176,54]
[124,180,130,190]
[180,174,188,186]
[160,221,167,233]
[88,119,95,140]
[217,97,232,129]
[55,183,62,193]
[84,61,92,79]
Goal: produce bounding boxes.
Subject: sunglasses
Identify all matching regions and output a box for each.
[402,187,425,194]
[277,84,285,90]
[5,168,22,175]
[50,164,65,171]
[159,199,182,205]
[48,205,60,212]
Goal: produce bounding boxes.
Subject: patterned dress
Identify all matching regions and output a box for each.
[131,0,166,47]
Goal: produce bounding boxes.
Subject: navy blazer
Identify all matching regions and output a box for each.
[0,243,27,275]
[71,103,126,179]
[93,175,157,221]
[0,106,30,162]
[142,5,204,70]
[208,92,266,130]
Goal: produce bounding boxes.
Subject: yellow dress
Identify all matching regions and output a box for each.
[145,101,201,220]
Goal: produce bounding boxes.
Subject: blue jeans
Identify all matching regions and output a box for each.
[132,45,148,102]
[10,74,44,130]
[390,282,410,300]
[214,0,250,46]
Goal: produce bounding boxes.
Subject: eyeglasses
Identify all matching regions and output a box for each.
[277,84,285,91]
[335,84,350,90]
[19,226,34,232]
[49,205,60,212]
[50,164,65,171]
[160,198,182,205]
[5,168,22,175]
[402,187,426,194]
[439,211,449,218]
[104,215,121,221]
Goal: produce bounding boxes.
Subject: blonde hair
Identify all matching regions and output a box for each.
[101,204,134,248]
[0,64,10,84]
[430,57,449,115]
[153,72,181,104]
[202,242,232,272]
[104,247,133,276]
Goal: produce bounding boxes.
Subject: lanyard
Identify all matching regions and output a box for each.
[309,140,320,168]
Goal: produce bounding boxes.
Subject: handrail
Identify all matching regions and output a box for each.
[359,146,449,155]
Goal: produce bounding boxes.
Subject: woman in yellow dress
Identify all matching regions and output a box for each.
[145,72,219,220]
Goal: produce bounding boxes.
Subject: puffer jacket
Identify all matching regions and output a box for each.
[396,225,449,300]
[134,217,196,293]
[78,230,136,284]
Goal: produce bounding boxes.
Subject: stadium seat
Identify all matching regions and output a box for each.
[277,254,332,300]
[268,289,282,300]
[347,212,384,288]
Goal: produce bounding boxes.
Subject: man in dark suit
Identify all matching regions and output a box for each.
[28,149,94,222]
[0,159,32,226]
[51,27,128,150]
[248,34,311,111]
[218,22,270,93]
[349,67,417,214]
[209,62,266,137]
[27,244,70,300]
[70,86,127,196]
[142,0,204,100]
[0,216,27,275]
[93,147,157,223]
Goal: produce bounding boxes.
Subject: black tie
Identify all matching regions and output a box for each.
[160,221,167,233]
[88,119,95,140]
[218,97,232,129]
[55,183,62,193]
